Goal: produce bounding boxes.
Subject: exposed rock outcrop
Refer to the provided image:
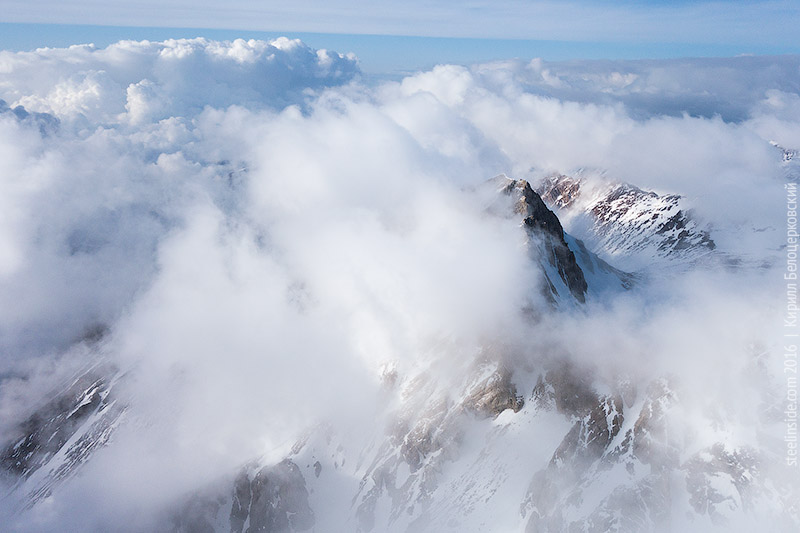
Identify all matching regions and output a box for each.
[536,173,716,270]
[0,364,124,507]
[489,175,589,303]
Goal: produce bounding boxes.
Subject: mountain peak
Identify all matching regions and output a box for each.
[488,175,590,303]
[535,172,716,271]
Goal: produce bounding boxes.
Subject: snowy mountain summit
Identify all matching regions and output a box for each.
[2,171,794,532]
[0,37,797,532]
[535,173,716,271]
[487,175,633,304]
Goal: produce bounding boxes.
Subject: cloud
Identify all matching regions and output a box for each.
[748,89,800,148]
[0,39,539,528]
[388,59,790,255]
[514,55,800,122]
[0,37,358,123]
[0,39,797,530]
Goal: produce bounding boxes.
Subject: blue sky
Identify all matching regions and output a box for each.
[1,1,799,72]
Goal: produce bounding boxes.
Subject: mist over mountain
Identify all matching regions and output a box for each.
[0,38,797,532]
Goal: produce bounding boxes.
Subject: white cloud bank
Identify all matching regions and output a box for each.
[0,38,797,530]
[0,37,358,123]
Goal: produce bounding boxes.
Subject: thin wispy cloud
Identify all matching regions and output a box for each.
[2,1,798,46]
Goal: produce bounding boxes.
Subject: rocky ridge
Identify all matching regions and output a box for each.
[535,173,716,271]
[0,175,795,532]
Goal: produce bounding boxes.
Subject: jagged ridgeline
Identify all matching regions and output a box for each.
[0,39,797,532]
[2,172,794,532]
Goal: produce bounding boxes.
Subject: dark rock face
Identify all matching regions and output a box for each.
[1,374,101,477]
[491,176,588,303]
[390,394,450,474]
[524,390,626,533]
[230,469,253,533]
[512,180,568,241]
[230,460,315,533]
[589,184,715,256]
[537,174,582,210]
[551,395,625,469]
[567,234,636,290]
[0,366,123,492]
[358,404,454,532]
[354,361,527,532]
[171,494,225,533]
[531,362,598,417]
[169,459,314,533]
[523,376,681,533]
[0,364,124,512]
[684,444,761,526]
[464,367,524,418]
[626,379,680,469]
[536,174,716,267]
[653,210,715,252]
[772,141,797,163]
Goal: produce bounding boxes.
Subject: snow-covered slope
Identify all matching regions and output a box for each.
[535,172,716,272]
[0,175,795,533]
[0,359,125,513]
[157,352,796,533]
[486,175,633,305]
